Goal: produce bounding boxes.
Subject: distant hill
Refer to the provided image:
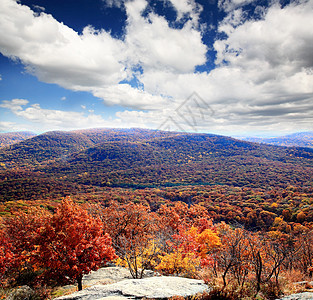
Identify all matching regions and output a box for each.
[240,132,313,148]
[0,131,95,168]
[0,128,313,201]
[0,128,179,168]
[0,131,36,148]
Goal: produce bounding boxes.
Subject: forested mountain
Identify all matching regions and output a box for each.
[241,132,313,148]
[0,128,178,168]
[0,128,313,201]
[0,131,36,148]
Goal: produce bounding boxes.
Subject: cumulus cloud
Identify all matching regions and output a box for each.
[0,99,29,111]
[93,84,167,109]
[0,98,171,132]
[0,0,207,80]
[0,0,126,90]
[124,0,207,73]
[215,1,313,73]
[0,99,125,131]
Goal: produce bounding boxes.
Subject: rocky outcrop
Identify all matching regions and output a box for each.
[7,286,36,300]
[81,266,156,287]
[56,276,209,300]
[279,292,313,300]
[82,266,134,286]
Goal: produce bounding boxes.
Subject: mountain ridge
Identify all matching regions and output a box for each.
[0,128,313,202]
[240,131,313,148]
[0,131,36,148]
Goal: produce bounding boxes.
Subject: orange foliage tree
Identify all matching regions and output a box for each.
[157,225,221,277]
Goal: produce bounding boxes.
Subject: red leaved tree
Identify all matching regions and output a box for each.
[0,228,14,286]
[36,197,116,290]
[4,207,51,286]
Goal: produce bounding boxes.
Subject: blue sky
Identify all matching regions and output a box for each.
[0,0,312,136]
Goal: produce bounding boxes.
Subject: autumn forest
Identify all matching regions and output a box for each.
[1,128,313,299]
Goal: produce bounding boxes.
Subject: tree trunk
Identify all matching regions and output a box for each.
[77,275,83,291]
[256,251,262,295]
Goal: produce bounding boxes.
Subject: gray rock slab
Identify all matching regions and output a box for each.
[278,292,313,300]
[56,276,209,300]
[83,267,133,286]
[97,297,129,300]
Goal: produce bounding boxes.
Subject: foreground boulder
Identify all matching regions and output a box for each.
[82,266,134,286]
[279,292,313,299]
[7,286,36,300]
[56,276,209,300]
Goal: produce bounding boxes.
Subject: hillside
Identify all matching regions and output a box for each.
[0,131,36,148]
[40,133,313,188]
[0,128,313,201]
[241,132,313,148]
[0,128,179,169]
[0,131,95,168]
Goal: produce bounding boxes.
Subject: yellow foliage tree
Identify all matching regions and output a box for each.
[156,226,221,277]
[156,250,200,277]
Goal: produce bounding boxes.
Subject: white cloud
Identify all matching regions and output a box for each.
[124,0,207,74]
[0,0,126,90]
[0,121,21,132]
[61,96,66,101]
[167,0,202,24]
[93,84,168,109]
[217,8,246,35]
[212,0,313,112]
[0,98,170,132]
[0,99,124,131]
[218,0,257,12]
[0,98,29,111]
[132,0,313,112]
[116,110,157,128]
[215,1,313,73]
[104,0,202,24]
